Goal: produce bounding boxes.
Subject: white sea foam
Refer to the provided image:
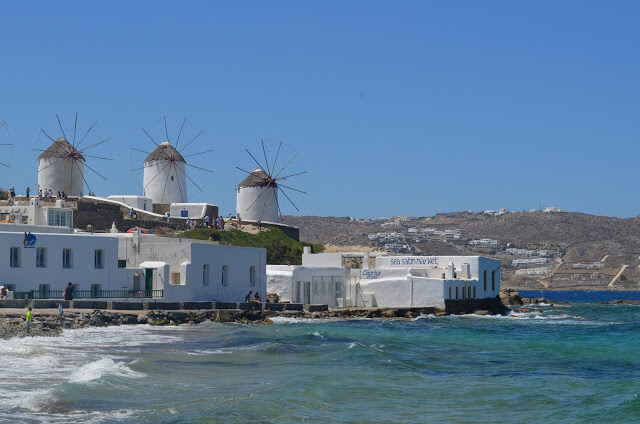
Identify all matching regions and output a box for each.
[185,349,232,356]
[69,358,145,383]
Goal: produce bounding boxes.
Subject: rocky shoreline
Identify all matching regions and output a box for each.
[8,288,635,340]
[0,306,454,339]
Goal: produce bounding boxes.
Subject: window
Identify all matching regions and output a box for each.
[170,272,181,285]
[473,286,476,299]
[90,284,101,298]
[491,270,496,291]
[221,265,228,286]
[449,286,452,299]
[10,247,20,268]
[202,264,210,286]
[455,286,459,299]
[118,259,127,268]
[249,266,256,286]
[63,248,73,269]
[94,249,104,269]
[36,247,46,268]
[47,209,73,228]
[483,270,487,291]
[468,286,472,299]
[462,286,465,299]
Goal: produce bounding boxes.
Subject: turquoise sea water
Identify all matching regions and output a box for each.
[1,301,639,423]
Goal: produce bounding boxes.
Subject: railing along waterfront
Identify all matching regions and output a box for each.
[13,290,163,300]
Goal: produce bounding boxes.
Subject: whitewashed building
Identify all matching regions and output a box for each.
[0,226,266,302]
[267,250,501,310]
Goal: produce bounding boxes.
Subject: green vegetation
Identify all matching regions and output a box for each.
[181,228,323,265]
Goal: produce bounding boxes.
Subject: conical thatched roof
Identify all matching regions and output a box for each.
[238,168,274,188]
[38,137,83,160]
[145,142,185,163]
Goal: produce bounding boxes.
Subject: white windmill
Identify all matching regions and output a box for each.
[35,114,111,196]
[236,139,306,223]
[132,117,214,205]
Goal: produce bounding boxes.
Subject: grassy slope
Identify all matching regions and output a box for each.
[181,227,323,265]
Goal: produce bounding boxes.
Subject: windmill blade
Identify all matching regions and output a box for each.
[163,116,170,143]
[175,166,185,202]
[143,161,170,190]
[76,121,98,149]
[83,161,108,181]
[175,118,186,150]
[185,163,214,174]
[0,160,9,168]
[278,183,307,194]
[175,163,203,192]
[83,154,113,160]
[55,114,68,140]
[38,158,65,173]
[0,143,13,146]
[183,149,215,158]
[180,130,203,152]
[235,166,260,176]
[72,112,78,147]
[278,170,307,180]
[245,148,269,175]
[261,139,271,175]
[271,140,283,177]
[40,128,57,143]
[142,128,160,147]
[278,186,300,211]
[246,182,271,210]
[73,159,93,195]
[131,147,151,154]
[80,138,111,152]
[32,149,66,158]
[159,163,172,203]
[131,164,149,171]
[273,152,299,179]
[272,185,283,219]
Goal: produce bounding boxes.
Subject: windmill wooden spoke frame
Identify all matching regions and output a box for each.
[34,113,111,196]
[236,139,306,223]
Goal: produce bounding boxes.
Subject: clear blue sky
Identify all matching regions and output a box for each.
[0,1,638,218]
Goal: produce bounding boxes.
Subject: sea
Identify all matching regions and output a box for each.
[1,291,639,423]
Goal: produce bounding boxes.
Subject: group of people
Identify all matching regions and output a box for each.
[38,188,66,200]
[0,286,9,300]
[203,215,227,230]
[244,291,262,304]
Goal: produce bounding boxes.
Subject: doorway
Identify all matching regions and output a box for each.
[145,268,154,292]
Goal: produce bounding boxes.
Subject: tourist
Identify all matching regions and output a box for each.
[25,307,32,332]
[130,208,135,218]
[253,292,262,304]
[57,302,64,320]
[273,293,280,303]
[228,213,232,219]
[221,218,225,231]
[257,217,262,231]
[9,185,15,199]
[26,186,30,199]
[244,291,252,303]
[204,215,210,228]
[38,189,42,198]
[237,213,242,226]
[0,286,7,300]
[61,191,66,199]
[62,282,74,301]
[186,218,192,228]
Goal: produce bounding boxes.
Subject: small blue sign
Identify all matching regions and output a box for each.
[23,232,36,248]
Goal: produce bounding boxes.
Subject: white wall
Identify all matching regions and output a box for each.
[38,156,85,197]
[108,196,153,211]
[0,231,133,293]
[143,160,187,204]
[236,185,279,223]
[290,267,346,307]
[169,203,214,220]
